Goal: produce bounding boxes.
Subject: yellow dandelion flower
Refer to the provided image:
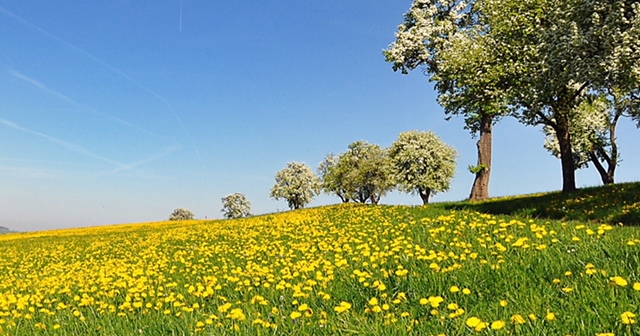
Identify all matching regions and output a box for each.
[621,311,636,325]
[491,320,505,330]
[511,314,526,324]
[334,301,352,314]
[610,276,628,287]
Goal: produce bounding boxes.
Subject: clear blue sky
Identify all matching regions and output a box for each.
[1,1,639,231]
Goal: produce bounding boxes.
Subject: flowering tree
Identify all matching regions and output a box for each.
[480,0,640,192]
[270,162,321,210]
[339,141,395,205]
[169,208,194,221]
[318,153,351,203]
[388,0,640,194]
[389,131,458,204]
[221,193,252,219]
[385,0,508,201]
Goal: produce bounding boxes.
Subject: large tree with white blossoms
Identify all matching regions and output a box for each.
[385,0,509,201]
[389,130,458,204]
[221,193,252,219]
[388,0,640,194]
[482,0,640,192]
[270,162,322,210]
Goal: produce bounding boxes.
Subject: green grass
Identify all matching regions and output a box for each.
[0,183,639,335]
[440,181,640,226]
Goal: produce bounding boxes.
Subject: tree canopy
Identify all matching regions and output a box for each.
[221,193,252,219]
[270,162,322,210]
[389,131,458,204]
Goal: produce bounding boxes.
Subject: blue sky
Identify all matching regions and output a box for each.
[1,1,639,231]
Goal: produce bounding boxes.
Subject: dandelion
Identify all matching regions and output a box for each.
[634,282,640,291]
[511,314,526,324]
[491,320,505,330]
[621,311,636,325]
[290,311,302,319]
[610,276,628,287]
[450,286,460,293]
[546,311,557,321]
[334,301,352,313]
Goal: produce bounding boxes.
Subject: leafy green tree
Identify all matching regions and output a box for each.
[169,208,194,221]
[270,162,321,210]
[340,141,395,205]
[385,0,508,201]
[389,131,458,204]
[318,153,351,203]
[221,193,252,219]
[480,0,640,192]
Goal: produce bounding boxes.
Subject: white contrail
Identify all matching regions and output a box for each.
[107,143,182,175]
[179,0,183,32]
[8,68,133,127]
[7,67,169,140]
[0,117,126,168]
[0,6,202,161]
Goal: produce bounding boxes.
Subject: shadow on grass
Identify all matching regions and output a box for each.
[440,181,640,226]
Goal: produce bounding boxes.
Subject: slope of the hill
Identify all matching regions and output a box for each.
[441,181,640,226]
[1,201,639,335]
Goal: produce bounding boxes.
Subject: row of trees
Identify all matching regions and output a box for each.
[169,131,457,218]
[385,0,640,198]
[270,130,458,209]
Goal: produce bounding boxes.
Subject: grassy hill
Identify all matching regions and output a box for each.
[441,181,640,226]
[0,183,638,335]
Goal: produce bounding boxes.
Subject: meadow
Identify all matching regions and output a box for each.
[1,183,639,335]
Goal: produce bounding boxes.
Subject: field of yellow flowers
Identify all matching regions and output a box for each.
[1,203,639,335]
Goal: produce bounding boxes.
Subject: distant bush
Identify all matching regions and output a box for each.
[169,208,195,221]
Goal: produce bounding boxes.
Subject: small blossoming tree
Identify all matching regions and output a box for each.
[169,208,194,221]
[221,193,252,219]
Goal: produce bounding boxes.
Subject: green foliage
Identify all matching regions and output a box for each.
[443,182,640,226]
[389,131,458,203]
[318,153,351,203]
[270,162,321,210]
[339,141,395,204]
[169,208,195,221]
[221,193,252,219]
[468,164,487,174]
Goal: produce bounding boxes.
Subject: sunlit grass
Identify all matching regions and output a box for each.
[1,198,639,335]
[443,181,640,225]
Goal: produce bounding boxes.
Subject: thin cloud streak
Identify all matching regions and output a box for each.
[0,117,125,168]
[106,143,182,175]
[0,6,200,160]
[8,68,133,127]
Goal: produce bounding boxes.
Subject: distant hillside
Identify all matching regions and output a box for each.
[0,226,17,234]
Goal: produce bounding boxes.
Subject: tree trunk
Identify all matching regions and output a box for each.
[588,151,614,185]
[419,188,431,205]
[469,114,493,201]
[554,114,577,193]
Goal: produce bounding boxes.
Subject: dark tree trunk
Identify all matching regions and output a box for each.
[588,151,614,185]
[555,113,577,193]
[587,110,620,185]
[469,114,493,201]
[419,188,431,205]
